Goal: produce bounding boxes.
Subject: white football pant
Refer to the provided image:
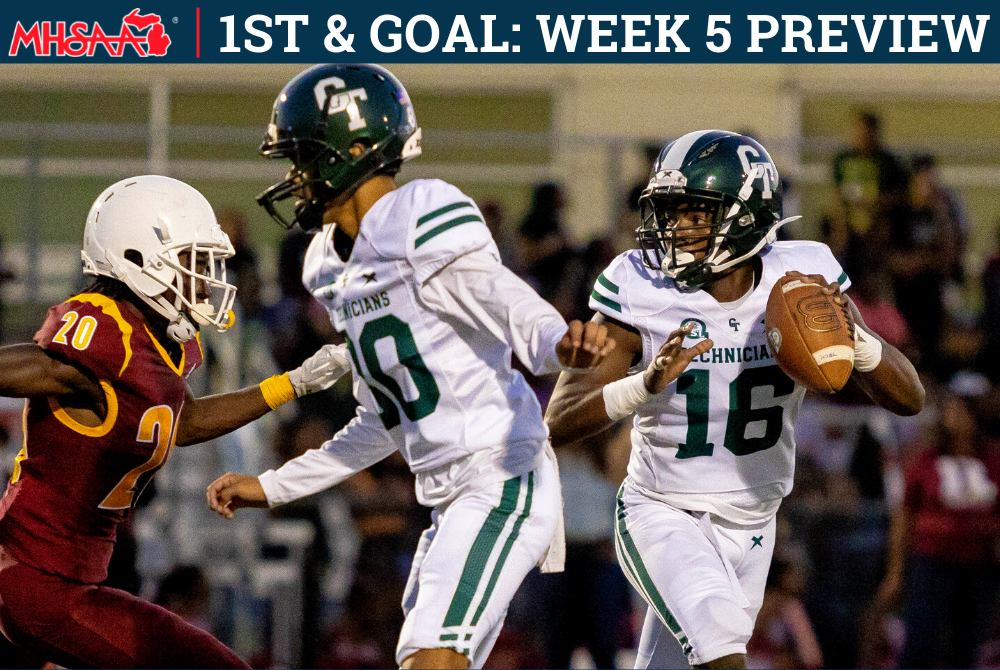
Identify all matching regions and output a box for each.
[396,455,559,667]
[615,478,776,667]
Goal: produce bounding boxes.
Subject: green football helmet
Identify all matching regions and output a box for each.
[256,63,422,230]
[636,130,798,290]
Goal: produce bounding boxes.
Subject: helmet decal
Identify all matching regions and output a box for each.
[313,76,369,131]
[737,144,777,201]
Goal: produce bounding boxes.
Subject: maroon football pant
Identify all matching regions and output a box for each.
[0,546,248,669]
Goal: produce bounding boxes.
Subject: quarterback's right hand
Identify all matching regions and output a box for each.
[643,322,714,394]
[207,473,268,519]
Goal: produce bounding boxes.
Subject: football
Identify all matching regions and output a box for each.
[764,276,855,394]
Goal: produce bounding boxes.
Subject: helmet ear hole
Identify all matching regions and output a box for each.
[123,249,143,267]
[349,138,373,157]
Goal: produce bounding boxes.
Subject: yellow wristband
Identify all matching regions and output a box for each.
[260,373,296,410]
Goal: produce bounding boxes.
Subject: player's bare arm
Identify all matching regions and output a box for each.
[176,343,350,446]
[174,385,270,447]
[546,317,712,447]
[0,343,106,416]
[785,271,924,416]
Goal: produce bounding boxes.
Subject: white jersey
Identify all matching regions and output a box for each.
[589,241,849,519]
[301,179,563,476]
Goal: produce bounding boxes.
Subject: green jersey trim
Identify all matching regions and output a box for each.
[590,290,622,313]
[417,201,474,227]
[415,214,484,249]
[470,472,534,626]
[615,485,692,656]
[597,273,620,294]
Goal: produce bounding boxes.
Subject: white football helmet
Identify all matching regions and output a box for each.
[81,175,237,343]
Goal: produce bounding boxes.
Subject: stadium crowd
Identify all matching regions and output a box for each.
[0,110,997,669]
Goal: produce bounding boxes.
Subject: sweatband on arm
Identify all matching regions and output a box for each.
[260,373,296,410]
[853,326,883,373]
[603,373,652,422]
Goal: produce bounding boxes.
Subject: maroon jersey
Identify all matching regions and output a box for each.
[903,447,1000,565]
[0,293,202,583]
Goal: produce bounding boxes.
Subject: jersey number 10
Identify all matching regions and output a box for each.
[346,315,441,430]
[676,366,794,459]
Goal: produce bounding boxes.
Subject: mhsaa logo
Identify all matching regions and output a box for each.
[10,8,171,57]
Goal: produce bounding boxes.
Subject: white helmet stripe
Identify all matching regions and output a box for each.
[658,130,729,170]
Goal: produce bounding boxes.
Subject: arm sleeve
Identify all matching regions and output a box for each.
[418,248,569,376]
[258,403,396,506]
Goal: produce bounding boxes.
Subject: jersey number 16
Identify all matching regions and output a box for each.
[676,366,794,459]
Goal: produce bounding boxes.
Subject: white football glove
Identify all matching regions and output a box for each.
[288,344,352,397]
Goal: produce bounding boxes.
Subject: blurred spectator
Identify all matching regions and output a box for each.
[873,393,1000,668]
[480,198,523,274]
[217,209,263,318]
[309,451,424,668]
[614,144,663,253]
[264,229,337,374]
[747,558,823,670]
[518,183,585,319]
[627,144,664,214]
[982,223,1000,382]
[830,111,909,276]
[0,235,13,343]
[272,415,363,668]
[536,432,632,669]
[848,268,915,359]
[888,155,968,369]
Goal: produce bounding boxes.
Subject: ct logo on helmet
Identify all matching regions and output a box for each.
[313,76,369,131]
[681,318,709,340]
[737,145,778,201]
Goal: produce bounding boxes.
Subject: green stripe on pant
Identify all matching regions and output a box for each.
[615,485,692,654]
[470,472,533,625]
[442,476,522,627]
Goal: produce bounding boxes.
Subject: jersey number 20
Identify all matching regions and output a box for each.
[347,315,441,430]
[676,366,794,459]
[100,406,175,510]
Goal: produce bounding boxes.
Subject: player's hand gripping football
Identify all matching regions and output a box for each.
[556,319,616,369]
[783,271,882,373]
[206,473,268,519]
[642,321,714,394]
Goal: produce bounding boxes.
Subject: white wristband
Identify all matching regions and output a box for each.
[853,325,883,372]
[603,373,652,422]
